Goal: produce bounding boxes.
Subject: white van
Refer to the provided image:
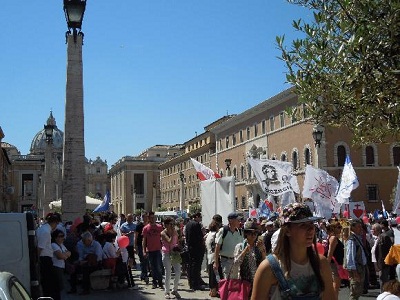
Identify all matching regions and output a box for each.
[0,213,40,299]
[154,211,178,223]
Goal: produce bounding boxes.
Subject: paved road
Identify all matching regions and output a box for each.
[61,268,211,300]
[61,268,381,300]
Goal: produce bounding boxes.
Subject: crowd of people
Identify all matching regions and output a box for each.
[35,203,400,300]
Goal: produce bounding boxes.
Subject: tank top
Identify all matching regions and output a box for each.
[271,258,321,299]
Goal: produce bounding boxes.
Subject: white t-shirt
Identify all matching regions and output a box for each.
[51,242,68,268]
[377,292,400,300]
[103,242,118,259]
[37,223,53,257]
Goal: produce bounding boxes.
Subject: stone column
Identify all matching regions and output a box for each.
[62,34,86,222]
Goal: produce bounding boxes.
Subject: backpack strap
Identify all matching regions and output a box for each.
[266,254,291,299]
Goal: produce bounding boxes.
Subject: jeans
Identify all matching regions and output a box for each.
[162,251,181,293]
[349,266,365,300]
[188,248,204,289]
[137,245,148,279]
[148,250,163,285]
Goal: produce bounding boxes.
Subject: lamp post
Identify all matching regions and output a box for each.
[61,0,87,222]
[179,172,185,212]
[225,158,232,177]
[152,182,157,212]
[312,125,324,148]
[43,120,54,217]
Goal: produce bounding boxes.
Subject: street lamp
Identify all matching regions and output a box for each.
[43,120,54,217]
[225,158,232,176]
[312,125,324,147]
[64,0,86,43]
[179,172,185,212]
[61,0,87,222]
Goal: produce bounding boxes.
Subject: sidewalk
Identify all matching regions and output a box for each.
[61,267,211,300]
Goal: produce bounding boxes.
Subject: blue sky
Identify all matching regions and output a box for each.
[1,1,311,166]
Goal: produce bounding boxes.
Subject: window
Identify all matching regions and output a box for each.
[241,196,246,209]
[239,130,243,143]
[270,116,274,131]
[246,127,250,140]
[305,148,311,165]
[262,120,266,134]
[393,146,400,166]
[281,153,287,161]
[225,136,229,148]
[241,165,245,180]
[232,134,236,146]
[280,112,285,127]
[233,167,237,179]
[366,185,378,202]
[219,139,222,151]
[254,124,258,137]
[337,145,346,166]
[365,146,375,166]
[292,151,298,170]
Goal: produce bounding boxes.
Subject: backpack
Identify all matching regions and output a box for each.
[219,225,242,251]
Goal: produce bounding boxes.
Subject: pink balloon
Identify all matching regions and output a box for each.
[117,236,129,248]
[396,216,400,224]
[343,211,349,218]
[362,216,369,224]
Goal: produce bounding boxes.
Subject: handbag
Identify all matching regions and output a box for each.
[218,254,251,300]
[332,257,349,280]
[218,278,251,300]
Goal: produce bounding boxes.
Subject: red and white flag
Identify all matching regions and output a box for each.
[190,158,221,181]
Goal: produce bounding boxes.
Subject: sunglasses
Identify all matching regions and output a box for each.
[246,231,258,236]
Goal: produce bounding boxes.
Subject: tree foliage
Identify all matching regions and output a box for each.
[277,0,400,144]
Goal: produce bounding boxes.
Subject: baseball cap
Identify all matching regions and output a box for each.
[228,212,240,220]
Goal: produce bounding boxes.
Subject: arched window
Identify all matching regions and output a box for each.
[365,146,375,166]
[304,148,311,165]
[241,165,245,180]
[281,153,287,161]
[233,167,237,179]
[292,150,298,170]
[337,145,346,166]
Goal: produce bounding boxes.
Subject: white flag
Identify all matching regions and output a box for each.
[303,165,339,219]
[392,167,400,214]
[190,158,221,181]
[248,157,299,196]
[336,155,359,203]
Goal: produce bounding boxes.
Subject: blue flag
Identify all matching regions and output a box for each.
[93,190,110,212]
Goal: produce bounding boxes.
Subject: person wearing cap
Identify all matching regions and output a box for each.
[214,212,244,279]
[252,203,334,300]
[263,220,278,254]
[230,220,266,298]
[345,219,368,300]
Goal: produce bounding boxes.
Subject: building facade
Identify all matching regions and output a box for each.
[109,145,184,215]
[209,88,399,212]
[0,112,109,216]
[159,116,233,211]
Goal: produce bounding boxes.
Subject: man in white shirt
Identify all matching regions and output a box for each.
[36,213,59,299]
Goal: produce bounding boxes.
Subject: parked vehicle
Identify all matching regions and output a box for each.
[0,272,52,300]
[0,213,40,299]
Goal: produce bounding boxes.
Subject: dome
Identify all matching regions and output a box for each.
[30,111,64,155]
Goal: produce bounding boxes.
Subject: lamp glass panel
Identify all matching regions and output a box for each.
[67,5,84,23]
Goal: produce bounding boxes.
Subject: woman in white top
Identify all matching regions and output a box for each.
[51,229,71,298]
[205,219,223,297]
[377,279,400,300]
[251,203,334,300]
